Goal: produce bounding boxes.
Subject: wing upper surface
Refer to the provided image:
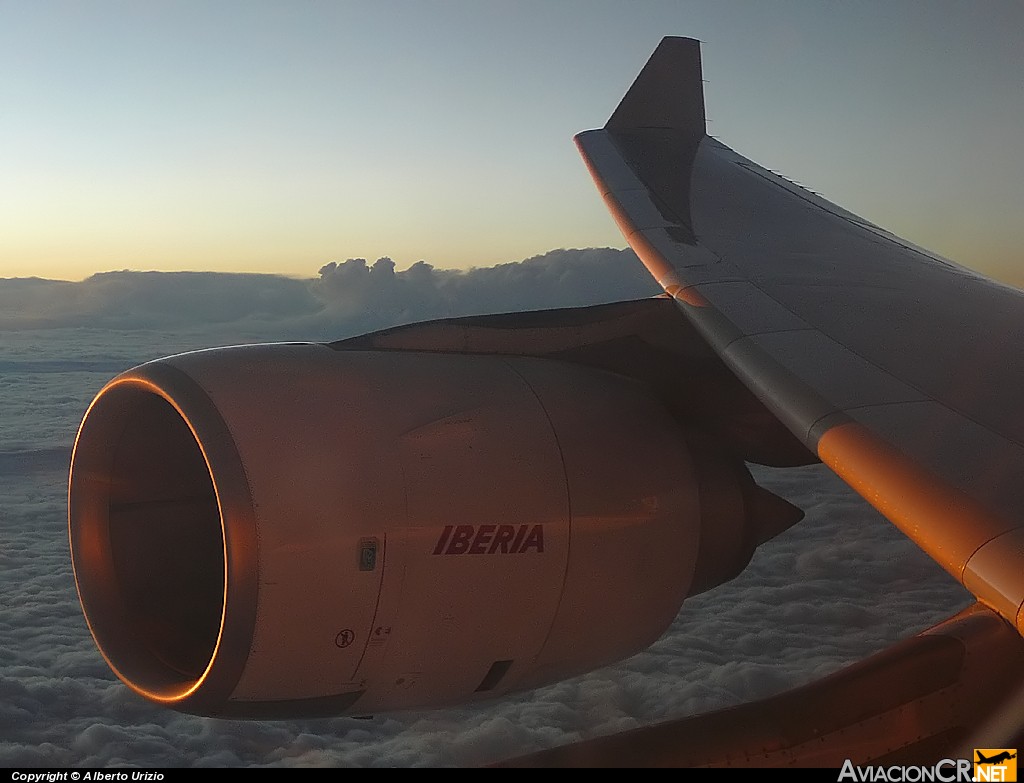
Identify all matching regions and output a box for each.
[577,37,1024,635]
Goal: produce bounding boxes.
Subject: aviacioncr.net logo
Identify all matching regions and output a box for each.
[974,749,1017,782]
[838,759,972,782]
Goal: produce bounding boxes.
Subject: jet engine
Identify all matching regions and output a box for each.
[69,301,806,717]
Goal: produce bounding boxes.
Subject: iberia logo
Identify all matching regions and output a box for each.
[974,749,1017,782]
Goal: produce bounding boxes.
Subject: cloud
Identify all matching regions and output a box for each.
[0,249,659,339]
[312,249,661,332]
[0,448,70,477]
[0,272,318,332]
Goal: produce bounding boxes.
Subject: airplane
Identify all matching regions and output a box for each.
[68,37,1024,766]
[977,751,1017,765]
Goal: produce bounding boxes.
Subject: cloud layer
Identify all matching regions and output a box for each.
[0,249,659,338]
[0,249,971,766]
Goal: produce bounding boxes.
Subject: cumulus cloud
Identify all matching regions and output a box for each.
[0,248,971,767]
[313,249,661,333]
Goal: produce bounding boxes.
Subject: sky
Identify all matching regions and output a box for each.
[2,0,1023,284]
[0,256,972,766]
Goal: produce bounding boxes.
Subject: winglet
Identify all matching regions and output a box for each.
[606,37,706,139]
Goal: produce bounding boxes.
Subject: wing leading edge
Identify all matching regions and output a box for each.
[576,37,1024,636]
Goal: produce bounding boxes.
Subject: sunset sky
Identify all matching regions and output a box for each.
[3,0,1022,284]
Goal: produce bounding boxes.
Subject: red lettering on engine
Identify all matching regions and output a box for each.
[509,525,527,552]
[468,524,496,554]
[433,525,453,555]
[489,525,516,554]
[445,525,475,554]
[519,524,544,553]
[432,524,545,555]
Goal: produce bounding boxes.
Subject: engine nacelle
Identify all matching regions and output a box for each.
[69,342,792,717]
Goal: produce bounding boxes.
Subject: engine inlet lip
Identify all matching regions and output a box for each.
[69,360,259,714]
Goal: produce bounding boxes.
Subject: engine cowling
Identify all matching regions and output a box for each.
[69,341,795,717]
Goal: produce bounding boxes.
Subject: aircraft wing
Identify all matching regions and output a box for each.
[576,37,1024,636]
